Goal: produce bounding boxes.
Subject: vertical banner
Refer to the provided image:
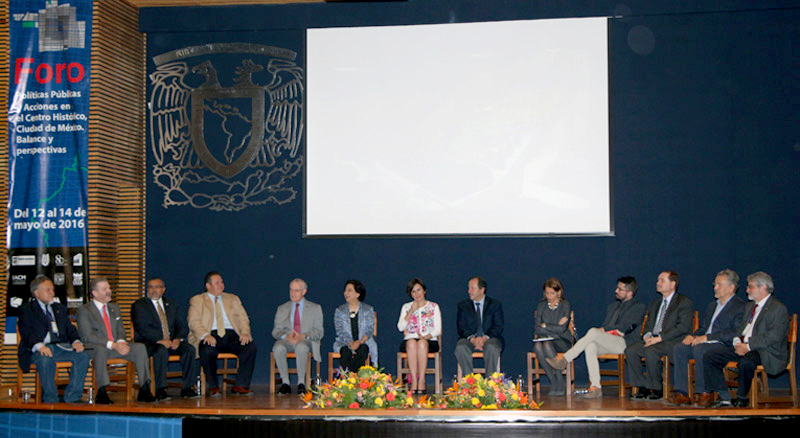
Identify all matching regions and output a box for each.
[6,0,91,316]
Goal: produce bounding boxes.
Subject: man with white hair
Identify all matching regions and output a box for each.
[704,271,789,408]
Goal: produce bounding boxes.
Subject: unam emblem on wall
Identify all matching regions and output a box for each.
[149,43,303,211]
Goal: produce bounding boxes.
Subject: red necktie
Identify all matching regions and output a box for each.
[748,304,758,323]
[293,303,302,333]
[103,305,114,342]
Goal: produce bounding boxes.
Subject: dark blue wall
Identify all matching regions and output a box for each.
[141,1,800,386]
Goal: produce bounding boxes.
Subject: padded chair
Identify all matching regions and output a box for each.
[526,310,576,401]
[457,353,501,381]
[659,310,699,399]
[327,311,378,381]
[201,352,239,395]
[15,325,76,403]
[270,352,320,393]
[148,354,184,394]
[596,313,649,398]
[720,313,798,408]
[396,328,443,395]
[92,357,135,402]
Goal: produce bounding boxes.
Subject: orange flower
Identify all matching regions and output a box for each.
[359,381,369,389]
[302,392,313,402]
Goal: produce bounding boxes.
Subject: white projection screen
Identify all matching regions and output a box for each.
[305,17,610,237]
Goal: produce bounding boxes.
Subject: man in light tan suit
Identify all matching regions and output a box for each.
[187,271,258,396]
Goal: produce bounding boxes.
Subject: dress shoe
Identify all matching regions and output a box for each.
[155,388,171,401]
[666,393,691,406]
[95,386,113,405]
[580,386,603,399]
[207,386,221,397]
[644,390,663,401]
[297,384,307,395]
[732,398,749,407]
[710,399,733,408]
[546,357,568,370]
[695,392,715,408]
[278,383,291,395]
[180,387,200,398]
[231,385,252,395]
[138,386,157,403]
[630,388,650,400]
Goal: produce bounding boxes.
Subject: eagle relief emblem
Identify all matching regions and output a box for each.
[149,43,303,211]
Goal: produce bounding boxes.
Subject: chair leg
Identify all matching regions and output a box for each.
[791,365,799,407]
[35,372,42,404]
[127,363,135,401]
[149,357,156,394]
[618,355,626,398]
[269,353,276,393]
[435,354,442,395]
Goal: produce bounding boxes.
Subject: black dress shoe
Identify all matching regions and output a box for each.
[278,383,291,395]
[297,384,307,395]
[155,388,171,401]
[710,399,733,408]
[732,398,750,407]
[95,386,113,405]
[180,387,200,398]
[137,386,157,403]
[630,388,650,400]
[644,390,663,401]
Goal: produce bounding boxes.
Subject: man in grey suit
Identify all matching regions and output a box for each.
[626,271,694,401]
[271,278,324,395]
[77,277,155,404]
[667,269,746,406]
[705,271,789,407]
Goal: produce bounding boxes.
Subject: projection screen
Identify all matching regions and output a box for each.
[306,17,610,237]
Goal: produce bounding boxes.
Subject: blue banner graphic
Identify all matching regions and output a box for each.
[6,0,91,314]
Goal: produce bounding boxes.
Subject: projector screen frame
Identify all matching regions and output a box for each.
[302,17,615,239]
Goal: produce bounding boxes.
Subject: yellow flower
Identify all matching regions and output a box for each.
[490,372,502,379]
[477,389,485,397]
[406,396,414,405]
[511,392,519,401]
[481,404,498,410]
[375,397,384,406]
[471,397,480,406]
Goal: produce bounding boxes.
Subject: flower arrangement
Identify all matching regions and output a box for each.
[420,373,540,409]
[304,365,414,409]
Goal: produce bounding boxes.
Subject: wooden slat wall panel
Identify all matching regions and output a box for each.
[88,0,146,341]
[1,0,146,390]
[0,0,13,389]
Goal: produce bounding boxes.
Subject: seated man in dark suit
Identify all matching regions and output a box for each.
[667,269,745,406]
[626,270,694,400]
[132,277,199,400]
[454,276,504,377]
[18,275,90,403]
[705,271,789,407]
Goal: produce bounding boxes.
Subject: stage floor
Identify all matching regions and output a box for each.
[2,385,798,418]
